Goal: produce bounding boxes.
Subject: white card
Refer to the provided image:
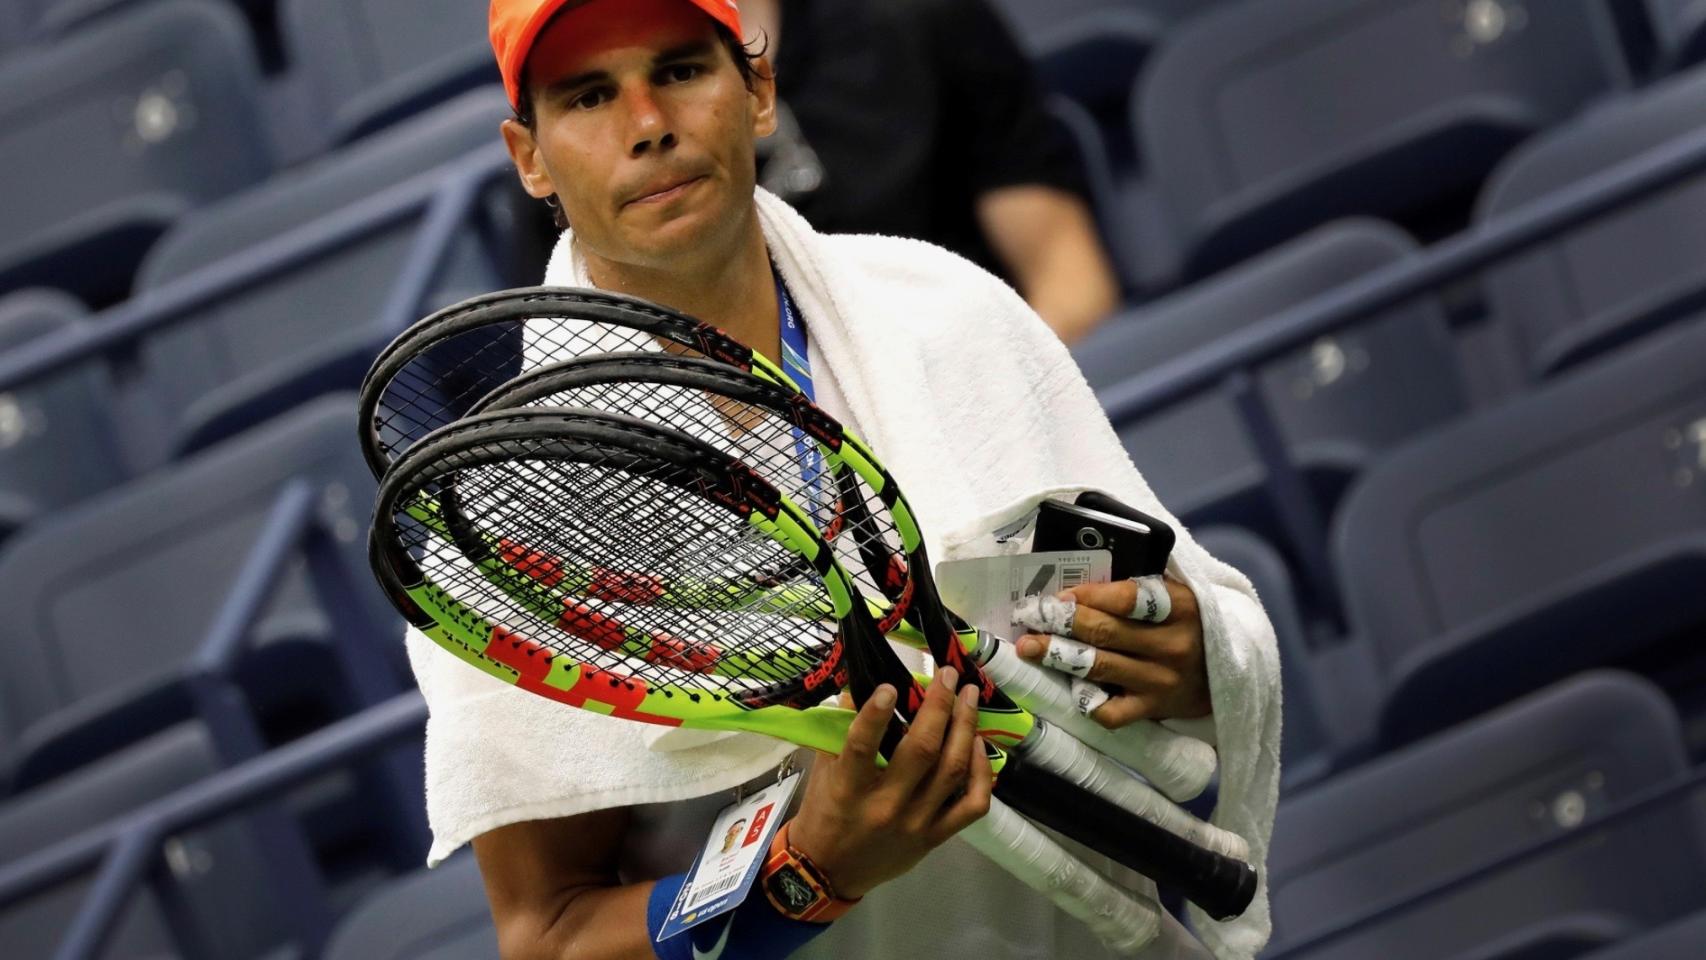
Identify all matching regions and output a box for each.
[935,550,1112,638]
[656,770,802,940]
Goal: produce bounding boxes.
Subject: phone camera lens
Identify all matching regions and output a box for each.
[1075,527,1105,549]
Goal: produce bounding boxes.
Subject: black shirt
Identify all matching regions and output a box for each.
[761,0,1087,281]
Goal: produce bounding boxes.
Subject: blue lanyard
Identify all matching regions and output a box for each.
[775,271,826,522]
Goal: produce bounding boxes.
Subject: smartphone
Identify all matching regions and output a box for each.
[1033,495,1174,580]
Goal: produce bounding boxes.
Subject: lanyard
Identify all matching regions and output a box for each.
[775,271,826,521]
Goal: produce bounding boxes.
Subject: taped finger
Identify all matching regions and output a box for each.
[1012,592,1077,636]
[1130,575,1172,623]
[1070,677,1111,716]
[1039,635,1097,678]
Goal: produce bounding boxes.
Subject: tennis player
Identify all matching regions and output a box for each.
[400,1,1281,956]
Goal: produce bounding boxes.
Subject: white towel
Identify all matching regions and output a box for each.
[404,188,1281,959]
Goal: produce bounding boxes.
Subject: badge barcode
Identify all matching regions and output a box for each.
[1060,562,1090,588]
[689,871,746,907]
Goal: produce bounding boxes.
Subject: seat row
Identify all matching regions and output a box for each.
[5,0,1706,311]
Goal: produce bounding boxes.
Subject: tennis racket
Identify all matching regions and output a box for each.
[464,351,1217,802]
[359,288,1218,799]
[369,408,1258,920]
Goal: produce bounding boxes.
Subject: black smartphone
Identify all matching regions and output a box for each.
[1033,495,1175,580]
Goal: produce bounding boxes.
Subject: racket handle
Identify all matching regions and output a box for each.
[962,800,1161,955]
[979,636,1217,801]
[993,746,1259,922]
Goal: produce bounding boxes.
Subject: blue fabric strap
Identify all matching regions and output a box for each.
[775,270,827,525]
[776,269,813,402]
[647,871,832,960]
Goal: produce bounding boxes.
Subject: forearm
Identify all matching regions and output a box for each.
[496,879,656,960]
[1020,230,1121,345]
[976,186,1120,344]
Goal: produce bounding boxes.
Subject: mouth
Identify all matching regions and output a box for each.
[626,175,707,207]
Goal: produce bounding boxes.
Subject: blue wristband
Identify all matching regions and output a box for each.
[647,872,832,960]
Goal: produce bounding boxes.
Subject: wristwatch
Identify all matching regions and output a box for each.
[761,820,861,923]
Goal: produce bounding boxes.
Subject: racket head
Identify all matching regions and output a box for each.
[465,353,1028,732]
[468,354,923,618]
[369,408,919,724]
[357,286,791,478]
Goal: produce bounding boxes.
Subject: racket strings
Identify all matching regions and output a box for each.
[399,440,842,702]
[374,320,701,464]
[494,377,917,624]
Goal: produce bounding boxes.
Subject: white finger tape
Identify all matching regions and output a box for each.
[1041,636,1097,678]
[1071,678,1112,717]
[1130,575,1171,623]
[1012,593,1077,637]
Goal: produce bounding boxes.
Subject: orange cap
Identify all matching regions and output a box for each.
[490,0,744,109]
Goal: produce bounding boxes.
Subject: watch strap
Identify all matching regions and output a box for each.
[761,820,861,923]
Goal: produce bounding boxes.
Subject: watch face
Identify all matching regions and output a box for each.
[770,866,818,912]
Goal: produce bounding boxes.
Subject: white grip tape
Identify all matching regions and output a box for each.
[963,799,1161,955]
[1023,723,1249,862]
[983,640,1215,801]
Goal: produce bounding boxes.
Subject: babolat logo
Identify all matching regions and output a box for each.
[699,330,750,369]
[729,462,781,517]
[788,394,843,448]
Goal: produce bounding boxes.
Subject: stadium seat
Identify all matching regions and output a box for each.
[1644,0,1706,71]
[1194,528,1332,792]
[0,722,289,959]
[1478,65,1706,378]
[1078,220,1466,557]
[1332,314,1706,746]
[1581,908,1706,959]
[322,851,498,960]
[281,0,496,146]
[133,87,516,458]
[0,0,273,305]
[0,394,392,786]
[1139,0,1632,279]
[0,290,130,542]
[1266,671,1706,960]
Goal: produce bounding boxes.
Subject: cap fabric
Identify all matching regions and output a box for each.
[490,0,744,108]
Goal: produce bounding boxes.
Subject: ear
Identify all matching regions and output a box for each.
[500,118,557,200]
[748,55,778,139]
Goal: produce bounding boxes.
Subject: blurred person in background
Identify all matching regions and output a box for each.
[734,0,1122,343]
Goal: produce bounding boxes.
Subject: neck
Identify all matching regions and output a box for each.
[581,207,780,361]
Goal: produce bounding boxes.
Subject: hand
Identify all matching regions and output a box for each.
[1013,577,1211,728]
[787,667,993,899]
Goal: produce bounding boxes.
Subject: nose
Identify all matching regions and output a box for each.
[625,87,677,157]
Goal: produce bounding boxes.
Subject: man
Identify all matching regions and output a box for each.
[738,0,1122,343]
[406,1,1281,957]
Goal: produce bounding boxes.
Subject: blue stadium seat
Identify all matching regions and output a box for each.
[0,394,391,786]
[1266,671,1706,960]
[322,851,498,960]
[0,722,289,959]
[1139,0,1632,280]
[1478,66,1706,378]
[1194,528,1332,792]
[0,0,273,305]
[282,0,496,146]
[1332,315,1706,746]
[1079,220,1466,554]
[133,87,515,458]
[0,290,130,542]
[1581,908,1706,959]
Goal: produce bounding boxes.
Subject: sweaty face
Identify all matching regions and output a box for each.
[516,0,774,269]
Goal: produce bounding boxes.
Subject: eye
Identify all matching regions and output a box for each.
[660,62,702,84]
[570,86,612,111]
